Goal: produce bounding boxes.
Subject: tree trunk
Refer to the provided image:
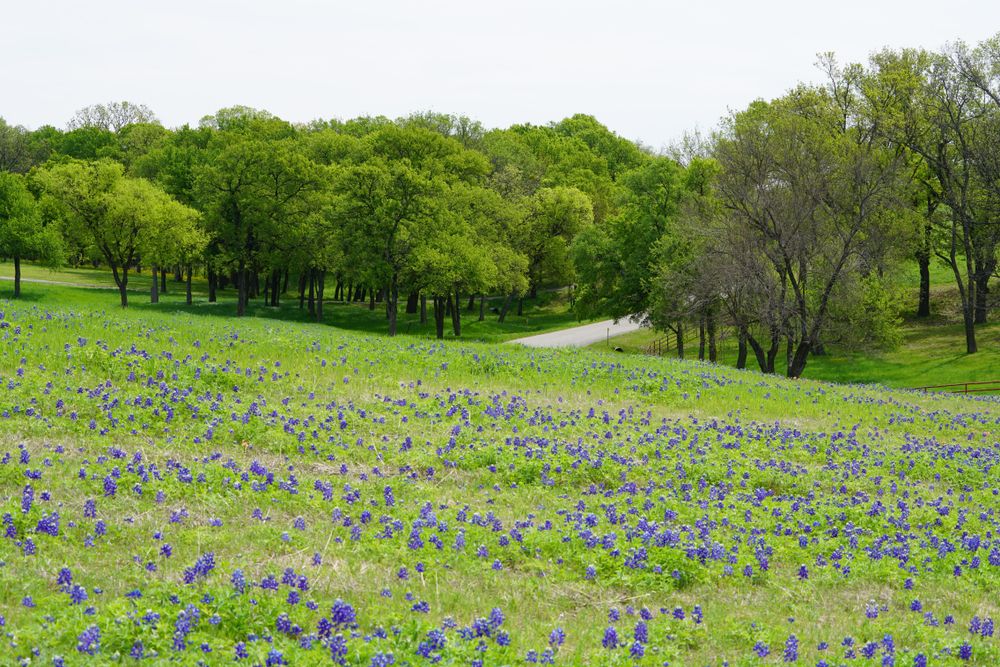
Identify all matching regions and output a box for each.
[707,308,717,363]
[208,268,217,303]
[736,328,748,370]
[765,336,780,374]
[698,316,706,361]
[406,291,419,314]
[174,265,183,282]
[112,265,129,308]
[369,287,375,311]
[185,265,192,305]
[479,295,485,322]
[962,300,978,353]
[947,227,977,354]
[974,272,989,325]
[160,268,167,295]
[786,334,794,374]
[316,270,325,322]
[747,333,770,373]
[387,281,399,336]
[298,272,307,309]
[917,253,931,318]
[345,282,353,303]
[787,340,812,379]
[236,265,248,316]
[420,294,427,324]
[498,293,514,323]
[307,269,316,317]
[433,296,445,339]
[675,322,684,360]
[151,265,159,303]
[13,255,20,298]
[517,297,523,317]
[451,289,461,337]
[467,294,476,311]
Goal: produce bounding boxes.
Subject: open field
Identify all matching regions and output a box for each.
[0,281,998,665]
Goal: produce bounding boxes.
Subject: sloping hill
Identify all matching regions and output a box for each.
[1,292,998,665]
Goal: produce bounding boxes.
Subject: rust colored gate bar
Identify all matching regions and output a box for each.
[916,380,1000,394]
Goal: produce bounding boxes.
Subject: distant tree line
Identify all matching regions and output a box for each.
[0,34,998,377]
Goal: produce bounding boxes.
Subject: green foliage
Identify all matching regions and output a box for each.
[573,157,685,320]
[55,126,117,160]
[0,118,37,173]
[0,172,63,282]
[825,272,907,350]
[35,159,199,305]
[519,186,592,294]
[551,113,648,180]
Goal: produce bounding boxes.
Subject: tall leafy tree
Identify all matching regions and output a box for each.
[0,119,35,173]
[0,173,62,296]
[573,156,684,320]
[709,80,905,377]
[36,160,197,307]
[519,186,593,298]
[870,45,1000,352]
[334,156,444,335]
[552,114,648,181]
[194,118,325,315]
[333,125,490,335]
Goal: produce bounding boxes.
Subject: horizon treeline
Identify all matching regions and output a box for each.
[1,33,998,377]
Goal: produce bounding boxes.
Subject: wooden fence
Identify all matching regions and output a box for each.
[916,380,1000,394]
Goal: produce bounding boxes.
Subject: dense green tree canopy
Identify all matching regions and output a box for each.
[36,159,199,307]
[0,172,62,296]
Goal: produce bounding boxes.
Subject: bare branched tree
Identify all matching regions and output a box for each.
[67,101,158,133]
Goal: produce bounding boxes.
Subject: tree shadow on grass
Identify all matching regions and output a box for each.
[117,291,584,344]
[0,290,47,303]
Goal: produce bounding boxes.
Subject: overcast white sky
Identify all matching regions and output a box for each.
[5,0,999,149]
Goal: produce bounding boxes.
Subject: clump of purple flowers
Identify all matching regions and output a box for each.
[76,625,100,655]
[182,552,216,584]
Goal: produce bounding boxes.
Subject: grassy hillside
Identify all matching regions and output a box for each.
[0,282,999,665]
[594,319,1000,392]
